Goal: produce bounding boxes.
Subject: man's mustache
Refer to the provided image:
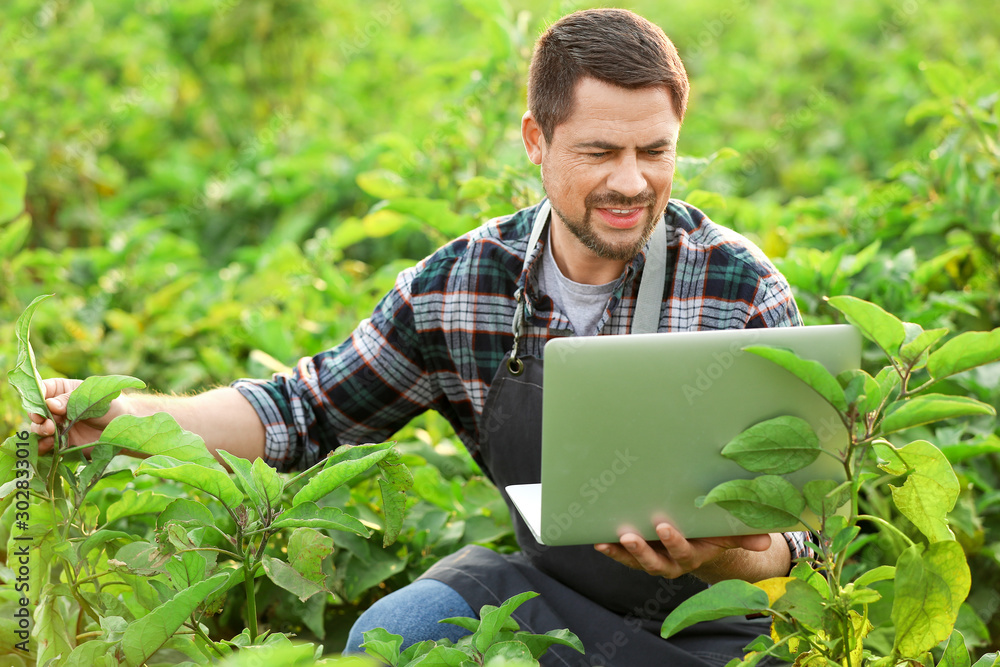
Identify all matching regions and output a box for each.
[585,191,657,209]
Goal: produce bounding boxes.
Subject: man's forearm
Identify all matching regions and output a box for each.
[123,387,266,463]
[693,533,791,584]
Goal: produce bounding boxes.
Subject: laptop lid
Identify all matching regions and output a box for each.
[507,324,861,546]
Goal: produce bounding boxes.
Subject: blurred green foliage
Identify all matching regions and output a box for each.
[2,0,999,656]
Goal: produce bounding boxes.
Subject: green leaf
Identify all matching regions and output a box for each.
[900,327,949,366]
[803,479,850,518]
[287,527,334,587]
[361,627,403,665]
[63,640,115,666]
[414,645,476,666]
[720,415,821,474]
[827,295,906,358]
[0,211,31,258]
[0,144,27,221]
[217,449,267,512]
[514,628,585,659]
[384,198,476,237]
[440,616,481,632]
[135,455,243,507]
[873,440,960,543]
[77,529,133,561]
[971,653,1000,667]
[271,501,372,537]
[831,524,861,553]
[482,641,535,666]
[157,497,217,529]
[772,578,827,631]
[377,448,413,547]
[252,457,283,509]
[838,369,882,415]
[892,541,971,657]
[292,444,395,506]
[7,294,53,418]
[356,169,408,200]
[698,475,805,529]
[923,62,967,99]
[880,395,995,435]
[458,176,497,200]
[35,592,75,666]
[661,579,770,638]
[927,329,1000,381]
[938,629,971,667]
[101,413,221,469]
[854,565,896,588]
[473,591,537,654]
[262,554,326,602]
[111,540,171,575]
[399,640,439,664]
[121,572,230,666]
[66,375,145,423]
[744,346,847,413]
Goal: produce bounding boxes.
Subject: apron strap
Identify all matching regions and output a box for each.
[508,200,666,373]
[631,217,667,334]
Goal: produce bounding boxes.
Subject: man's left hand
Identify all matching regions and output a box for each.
[594,522,773,581]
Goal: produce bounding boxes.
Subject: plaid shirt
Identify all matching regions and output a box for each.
[234,199,809,559]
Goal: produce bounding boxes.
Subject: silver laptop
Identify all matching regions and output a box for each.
[506,324,861,546]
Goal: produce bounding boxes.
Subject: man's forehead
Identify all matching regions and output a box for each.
[551,79,681,145]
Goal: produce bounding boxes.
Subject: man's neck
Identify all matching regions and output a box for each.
[548,217,628,285]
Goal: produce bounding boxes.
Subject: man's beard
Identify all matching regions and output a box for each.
[546,189,663,262]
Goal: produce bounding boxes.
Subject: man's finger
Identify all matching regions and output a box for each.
[45,395,69,416]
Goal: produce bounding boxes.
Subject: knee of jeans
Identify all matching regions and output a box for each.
[344,580,476,655]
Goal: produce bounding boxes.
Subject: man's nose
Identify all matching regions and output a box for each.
[605,153,647,198]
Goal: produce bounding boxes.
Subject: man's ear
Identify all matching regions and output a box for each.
[521,111,545,165]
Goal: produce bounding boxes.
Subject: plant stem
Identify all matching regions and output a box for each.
[244,560,259,641]
[857,514,915,547]
[189,622,227,658]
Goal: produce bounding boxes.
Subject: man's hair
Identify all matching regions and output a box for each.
[527,9,689,142]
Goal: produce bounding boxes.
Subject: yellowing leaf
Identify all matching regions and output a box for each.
[754,576,795,606]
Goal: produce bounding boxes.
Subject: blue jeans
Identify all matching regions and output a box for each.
[344,579,477,655]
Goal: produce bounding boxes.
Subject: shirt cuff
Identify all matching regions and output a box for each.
[781,531,814,567]
[231,378,299,472]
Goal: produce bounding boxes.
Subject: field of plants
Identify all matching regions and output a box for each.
[1,0,999,664]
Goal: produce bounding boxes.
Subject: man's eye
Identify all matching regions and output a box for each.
[647,150,665,157]
[589,152,609,158]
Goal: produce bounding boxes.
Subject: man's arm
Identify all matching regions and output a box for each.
[595,522,791,584]
[30,378,266,463]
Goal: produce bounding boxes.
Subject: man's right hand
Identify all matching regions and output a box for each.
[28,378,128,455]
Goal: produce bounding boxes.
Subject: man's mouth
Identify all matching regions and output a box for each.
[595,206,645,228]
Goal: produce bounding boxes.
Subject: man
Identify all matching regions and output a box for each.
[32,9,804,666]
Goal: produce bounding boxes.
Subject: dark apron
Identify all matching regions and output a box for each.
[420,202,771,667]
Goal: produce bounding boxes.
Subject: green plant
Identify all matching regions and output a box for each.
[2,294,412,664]
[360,591,583,667]
[660,296,1000,665]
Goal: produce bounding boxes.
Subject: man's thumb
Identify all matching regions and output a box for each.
[46,394,68,414]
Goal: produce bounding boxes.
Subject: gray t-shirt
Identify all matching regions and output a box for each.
[537,228,617,337]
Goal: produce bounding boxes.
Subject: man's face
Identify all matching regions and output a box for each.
[523,77,681,280]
